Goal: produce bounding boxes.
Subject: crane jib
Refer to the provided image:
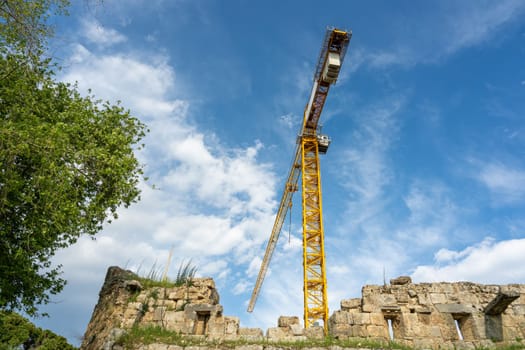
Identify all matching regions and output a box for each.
[247,27,352,331]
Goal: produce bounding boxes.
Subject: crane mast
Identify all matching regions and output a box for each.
[248,28,351,332]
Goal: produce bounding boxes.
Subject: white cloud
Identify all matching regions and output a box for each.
[337,96,404,228]
[42,24,281,342]
[396,181,459,248]
[232,280,250,295]
[412,237,525,284]
[199,259,228,277]
[351,1,525,70]
[441,0,524,55]
[475,161,525,204]
[247,256,262,278]
[163,139,275,216]
[58,42,278,265]
[81,19,127,47]
[278,113,295,129]
[62,45,179,119]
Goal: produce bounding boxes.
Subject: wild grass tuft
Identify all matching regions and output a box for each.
[174,259,198,286]
[126,260,198,289]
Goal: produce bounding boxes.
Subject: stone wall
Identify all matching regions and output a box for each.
[80,266,257,350]
[329,276,525,349]
[81,268,525,350]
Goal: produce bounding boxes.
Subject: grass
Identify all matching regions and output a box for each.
[115,325,413,350]
[116,325,525,350]
[126,260,198,289]
[174,260,198,286]
[115,325,183,347]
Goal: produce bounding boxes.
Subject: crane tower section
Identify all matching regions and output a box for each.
[247,27,351,333]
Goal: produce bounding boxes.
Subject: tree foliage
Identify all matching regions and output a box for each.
[0,310,76,349]
[0,0,147,316]
[0,0,69,58]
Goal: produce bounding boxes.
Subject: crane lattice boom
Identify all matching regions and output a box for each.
[248,27,351,333]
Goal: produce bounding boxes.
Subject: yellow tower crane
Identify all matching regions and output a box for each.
[247,27,351,332]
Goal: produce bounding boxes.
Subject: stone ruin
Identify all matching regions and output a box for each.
[329,276,525,349]
[80,267,525,350]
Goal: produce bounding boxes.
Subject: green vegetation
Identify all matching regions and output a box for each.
[0,310,76,350]
[131,260,198,289]
[115,325,525,350]
[115,325,183,348]
[0,0,147,316]
[174,260,198,286]
[115,325,411,349]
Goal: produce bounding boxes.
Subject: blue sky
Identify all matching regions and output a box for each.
[32,0,525,345]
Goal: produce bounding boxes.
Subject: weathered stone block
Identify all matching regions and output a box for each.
[290,323,304,336]
[394,291,409,304]
[416,305,432,314]
[391,276,412,285]
[435,303,475,314]
[305,325,324,339]
[123,306,140,321]
[430,325,442,338]
[430,293,447,304]
[402,313,419,334]
[238,328,264,341]
[206,315,225,335]
[124,279,143,292]
[175,299,185,310]
[351,325,367,337]
[330,310,349,324]
[417,312,431,327]
[341,298,361,311]
[362,303,376,313]
[136,293,148,303]
[224,316,239,335]
[329,323,352,338]
[267,327,292,341]
[352,312,370,325]
[278,315,300,327]
[512,304,525,315]
[168,289,185,300]
[154,306,167,321]
[452,340,476,350]
[369,312,386,326]
[480,284,500,294]
[366,324,388,338]
[413,338,436,349]
[163,311,185,324]
[380,293,397,305]
[127,302,143,310]
[417,292,431,305]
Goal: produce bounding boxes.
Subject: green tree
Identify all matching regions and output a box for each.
[0,311,76,349]
[0,0,68,59]
[0,0,147,316]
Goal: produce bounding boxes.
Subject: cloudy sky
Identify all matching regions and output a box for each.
[32,0,525,345]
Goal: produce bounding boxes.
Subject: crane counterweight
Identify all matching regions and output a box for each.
[248,27,352,333]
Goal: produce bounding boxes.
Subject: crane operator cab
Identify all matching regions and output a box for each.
[322,52,341,84]
[317,134,331,154]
